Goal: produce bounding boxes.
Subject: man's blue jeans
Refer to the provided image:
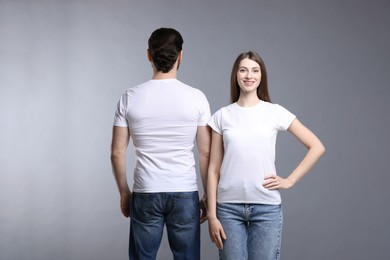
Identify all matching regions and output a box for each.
[217,203,283,260]
[129,191,200,260]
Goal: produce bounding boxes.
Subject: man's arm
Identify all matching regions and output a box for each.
[110,126,132,218]
[196,125,211,194]
[196,125,211,223]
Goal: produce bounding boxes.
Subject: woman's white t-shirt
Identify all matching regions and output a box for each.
[208,101,296,205]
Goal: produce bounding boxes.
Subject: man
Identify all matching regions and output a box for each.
[110,28,211,260]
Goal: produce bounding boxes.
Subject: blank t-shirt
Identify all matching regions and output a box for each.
[114,79,211,193]
[208,101,295,205]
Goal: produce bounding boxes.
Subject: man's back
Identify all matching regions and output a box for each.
[114,79,210,192]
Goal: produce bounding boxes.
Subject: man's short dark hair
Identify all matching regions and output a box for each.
[148,28,183,73]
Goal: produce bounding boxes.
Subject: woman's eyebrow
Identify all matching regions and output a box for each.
[239,66,260,69]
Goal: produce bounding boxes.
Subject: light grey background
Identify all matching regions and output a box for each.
[1,0,389,259]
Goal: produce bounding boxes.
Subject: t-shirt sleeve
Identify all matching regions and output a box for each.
[197,91,211,126]
[208,109,223,134]
[275,104,296,131]
[113,93,129,127]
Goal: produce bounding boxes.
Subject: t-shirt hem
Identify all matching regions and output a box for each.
[285,115,297,130]
[208,123,222,134]
[113,123,128,127]
[217,200,282,205]
[133,188,198,193]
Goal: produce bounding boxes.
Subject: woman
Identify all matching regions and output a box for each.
[207,51,325,260]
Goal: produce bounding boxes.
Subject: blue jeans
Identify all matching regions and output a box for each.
[129,191,200,260]
[217,203,283,260]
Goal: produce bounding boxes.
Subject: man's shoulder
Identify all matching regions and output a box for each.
[175,80,198,91]
[121,80,152,95]
[174,80,208,99]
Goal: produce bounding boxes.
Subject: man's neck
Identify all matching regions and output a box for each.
[152,70,177,80]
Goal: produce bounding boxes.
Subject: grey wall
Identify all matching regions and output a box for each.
[1,0,389,259]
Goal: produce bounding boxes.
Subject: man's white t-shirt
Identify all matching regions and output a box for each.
[208,101,296,205]
[114,79,211,193]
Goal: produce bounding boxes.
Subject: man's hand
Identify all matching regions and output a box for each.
[120,191,132,218]
[199,194,208,223]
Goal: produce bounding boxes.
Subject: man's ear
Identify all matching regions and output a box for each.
[177,50,183,63]
[147,49,152,61]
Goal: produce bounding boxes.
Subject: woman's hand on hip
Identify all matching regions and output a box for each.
[263,175,294,190]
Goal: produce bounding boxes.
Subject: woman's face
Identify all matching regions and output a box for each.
[236,58,261,94]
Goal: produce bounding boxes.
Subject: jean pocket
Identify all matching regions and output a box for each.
[172,192,199,225]
[132,193,155,222]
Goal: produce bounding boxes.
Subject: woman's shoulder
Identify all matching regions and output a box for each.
[260,100,287,111]
[213,103,237,114]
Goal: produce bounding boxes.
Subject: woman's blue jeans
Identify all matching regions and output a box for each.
[129,191,200,260]
[217,203,283,260]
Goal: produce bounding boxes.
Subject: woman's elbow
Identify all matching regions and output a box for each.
[317,142,326,157]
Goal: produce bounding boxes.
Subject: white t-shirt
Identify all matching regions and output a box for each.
[208,101,296,205]
[114,79,211,193]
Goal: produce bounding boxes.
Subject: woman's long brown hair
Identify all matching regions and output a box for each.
[230,51,271,103]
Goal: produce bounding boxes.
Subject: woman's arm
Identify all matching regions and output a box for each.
[207,130,227,249]
[263,118,325,190]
